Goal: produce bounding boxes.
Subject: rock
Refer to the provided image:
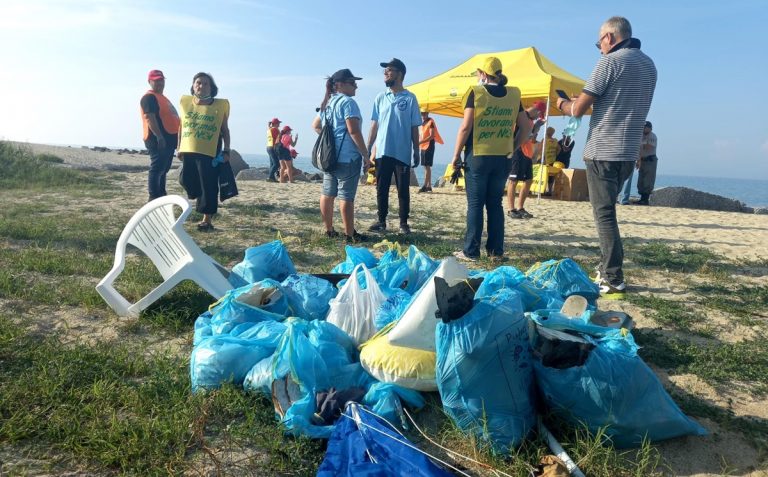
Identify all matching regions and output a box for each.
[228,149,249,176]
[649,187,750,213]
[236,168,270,181]
[754,207,768,215]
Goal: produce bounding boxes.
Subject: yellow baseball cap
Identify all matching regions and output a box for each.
[478,56,502,76]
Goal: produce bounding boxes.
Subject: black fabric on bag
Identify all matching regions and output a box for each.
[312,101,346,172]
[312,387,367,425]
[218,162,239,202]
[434,276,484,323]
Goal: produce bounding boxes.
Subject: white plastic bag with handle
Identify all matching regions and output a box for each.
[326,263,386,346]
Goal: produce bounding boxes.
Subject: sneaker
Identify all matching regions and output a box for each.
[518,208,534,219]
[507,209,522,219]
[598,280,627,300]
[453,250,478,262]
[399,223,411,235]
[425,187,433,193]
[368,221,387,232]
[417,187,427,194]
[488,255,508,264]
[345,230,368,244]
[325,230,340,238]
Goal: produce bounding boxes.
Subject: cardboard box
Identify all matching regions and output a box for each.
[553,168,589,201]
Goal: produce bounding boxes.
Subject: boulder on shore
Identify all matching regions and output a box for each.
[650,187,753,213]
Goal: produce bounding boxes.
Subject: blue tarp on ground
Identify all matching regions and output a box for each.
[317,402,454,477]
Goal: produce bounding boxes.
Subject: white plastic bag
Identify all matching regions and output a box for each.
[327,264,386,345]
[387,257,468,351]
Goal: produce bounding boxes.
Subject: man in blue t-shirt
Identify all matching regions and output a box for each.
[366,58,422,235]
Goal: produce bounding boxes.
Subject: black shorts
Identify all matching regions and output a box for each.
[508,149,533,181]
[420,141,435,167]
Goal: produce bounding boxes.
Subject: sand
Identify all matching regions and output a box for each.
[10,142,768,476]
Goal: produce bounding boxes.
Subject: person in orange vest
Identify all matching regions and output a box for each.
[140,69,180,201]
[417,107,443,193]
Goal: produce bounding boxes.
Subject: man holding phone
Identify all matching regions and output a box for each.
[556,16,657,299]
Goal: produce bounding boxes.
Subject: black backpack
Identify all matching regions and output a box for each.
[312,100,346,172]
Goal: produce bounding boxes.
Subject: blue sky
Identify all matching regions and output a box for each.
[1,0,766,180]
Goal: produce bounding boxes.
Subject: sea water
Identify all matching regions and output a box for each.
[242,154,768,208]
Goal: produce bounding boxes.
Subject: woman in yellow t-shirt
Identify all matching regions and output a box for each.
[177,72,231,231]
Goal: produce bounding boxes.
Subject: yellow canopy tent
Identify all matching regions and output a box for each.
[407,46,586,118]
[408,46,587,199]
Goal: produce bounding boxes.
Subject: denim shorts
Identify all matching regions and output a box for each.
[322,158,362,201]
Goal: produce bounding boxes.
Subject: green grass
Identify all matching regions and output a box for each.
[636,330,768,396]
[0,316,323,475]
[0,142,111,190]
[627,242,731,275]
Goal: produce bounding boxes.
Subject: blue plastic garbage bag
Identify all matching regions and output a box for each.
[404,245,439,294]
[190,323,285,391]
[209,280,289,335]
[476,266,563,311]
[532,327,707,448]
[377,248,404,266]
[280,273,337,321]
[331,245,378,274]
[374,289,412,330]
[317,402,453,477]
[436,288,536,451]
[363,382,424,422]
[193,311,213,346]
[526,258,600,304]
[371,258,410,291]
[231,240,296,284]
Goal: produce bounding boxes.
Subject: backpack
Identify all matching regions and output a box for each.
[312,99,347,172]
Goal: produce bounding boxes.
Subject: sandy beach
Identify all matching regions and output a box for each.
[8,142,768,476]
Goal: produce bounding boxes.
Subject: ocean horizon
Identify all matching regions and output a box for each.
[242,153,768,208]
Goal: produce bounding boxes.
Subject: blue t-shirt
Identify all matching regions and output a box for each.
[319,94,362,164]
[371,89,422,164]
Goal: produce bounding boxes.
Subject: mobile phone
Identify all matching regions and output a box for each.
[555,89,570,100]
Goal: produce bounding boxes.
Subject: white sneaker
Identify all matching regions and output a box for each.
[598,280,627,300]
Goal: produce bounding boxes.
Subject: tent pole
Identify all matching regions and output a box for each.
[536,96,551,204]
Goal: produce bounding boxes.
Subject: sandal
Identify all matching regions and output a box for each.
[325,229,340,238]
[197,222,214,231]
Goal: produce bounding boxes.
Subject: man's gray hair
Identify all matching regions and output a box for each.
[602,16,632,39]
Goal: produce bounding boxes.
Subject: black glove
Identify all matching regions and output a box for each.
[450,162,464,184]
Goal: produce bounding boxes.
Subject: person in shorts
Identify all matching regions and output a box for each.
[312,68,370,243]
[506,102,546,219]
[417,107,443,193]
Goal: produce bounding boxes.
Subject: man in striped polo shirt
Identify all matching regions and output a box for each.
[557,16,657,298]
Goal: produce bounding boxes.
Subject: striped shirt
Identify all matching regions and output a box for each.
[583,39,657,161]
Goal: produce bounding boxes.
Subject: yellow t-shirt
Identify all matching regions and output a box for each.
[178,96,229,157]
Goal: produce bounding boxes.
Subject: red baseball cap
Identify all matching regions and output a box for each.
[271,117,281,124]
[281,125,292,133]
[148,69,165,81]
[532,100,547,119]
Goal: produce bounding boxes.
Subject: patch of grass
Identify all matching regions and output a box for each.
[628,242,729,275]
[626,294,716,337]
[0,316,324,475]
[635,330,768,396]
[691,282,768,325]
[0,141,111,190]
[0,210,121,253]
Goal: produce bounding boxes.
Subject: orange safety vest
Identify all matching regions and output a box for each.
[521,139,536,158]
[419,118,444,150]
[140,91,180,140]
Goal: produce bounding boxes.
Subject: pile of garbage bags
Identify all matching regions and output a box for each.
[189,241,706,451]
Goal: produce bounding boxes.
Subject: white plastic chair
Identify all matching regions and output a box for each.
[96,195,234,317]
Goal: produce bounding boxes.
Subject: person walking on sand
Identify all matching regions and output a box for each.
[312,68,370,243]
[635,120,658,205]
[277,125,298,183]
[417,107,443,193]
[451,56,532,262]
[557,16,657,298]
[367,58,422,235]
[266,118,281,182]
[506,102,545,219]
[177,72,232,231]
[140,69,180,201]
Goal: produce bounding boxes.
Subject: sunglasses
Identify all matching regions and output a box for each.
[383,67,400,74]
[595,33,609,49]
